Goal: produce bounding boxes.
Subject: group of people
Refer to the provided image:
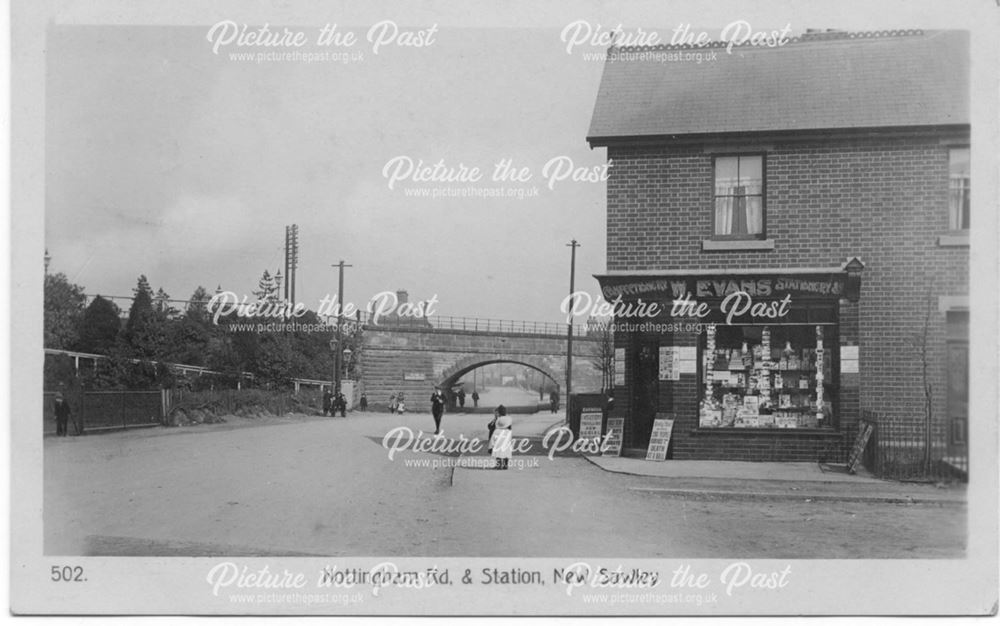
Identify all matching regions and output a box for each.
[388,392,406,414]
[322,390,348,417]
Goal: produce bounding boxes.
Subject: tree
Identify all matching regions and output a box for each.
[253,270,279,303]
[588,318,616,392]
[76,295,121,354]
[43,272,87,349]
[153,287,179,320]
[123,275,165,358]
[186,286,212,321]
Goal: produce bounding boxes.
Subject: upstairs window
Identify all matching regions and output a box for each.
[714,155,765,238]
[949,147,970,231]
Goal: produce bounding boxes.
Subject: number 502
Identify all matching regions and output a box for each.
[51,566,85,582]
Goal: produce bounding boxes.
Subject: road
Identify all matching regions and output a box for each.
[44,410,965,558]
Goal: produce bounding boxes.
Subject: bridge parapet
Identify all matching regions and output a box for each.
[358,312,590,338]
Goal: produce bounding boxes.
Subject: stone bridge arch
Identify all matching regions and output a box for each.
[437,354,561,393]
[358,325,601,412]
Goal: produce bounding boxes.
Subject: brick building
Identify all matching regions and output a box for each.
[587,30,969,463]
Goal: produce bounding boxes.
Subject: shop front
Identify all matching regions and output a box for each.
[596,264,863,462]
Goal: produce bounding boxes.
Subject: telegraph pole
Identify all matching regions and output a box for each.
[285,225,299,304]
[565,239,579,421]
[333,260,353,397]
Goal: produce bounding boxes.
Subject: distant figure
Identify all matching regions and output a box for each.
[323,389,334,417]
[53,392,71,437]
[388,393,397,414]
[359,393,368,411]
[336,392,347,417]
[472,390,480,408]
[549,390,560,414]
[430,388,446,435]
[458,389,466,409]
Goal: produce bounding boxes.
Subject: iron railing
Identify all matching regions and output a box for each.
[861,409,967,482]
[43,390,163,434]
[359,311,589,337]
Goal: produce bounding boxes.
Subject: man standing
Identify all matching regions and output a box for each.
[336,392,347,417]
[430,388,446,435]
[359,393,368,411]
[323,389,333,416]
[54,392,71,437]
[472,390,479,408]
[458,388,466,410]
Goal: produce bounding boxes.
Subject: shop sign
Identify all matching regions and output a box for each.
[601,274,846,300]
[603,417,625,457]
[645,416,675,461]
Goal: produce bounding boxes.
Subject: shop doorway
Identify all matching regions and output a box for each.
[629,341,659,448]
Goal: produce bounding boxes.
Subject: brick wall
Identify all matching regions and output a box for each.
[605,132,969,460]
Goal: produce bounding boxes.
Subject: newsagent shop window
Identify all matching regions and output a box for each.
[949,147,970,231]
[698,323,837,430]
[713,155,765,239]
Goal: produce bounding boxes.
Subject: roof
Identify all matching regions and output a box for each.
[587,30,969,144]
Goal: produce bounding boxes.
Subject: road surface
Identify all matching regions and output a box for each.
[44,410,965,557]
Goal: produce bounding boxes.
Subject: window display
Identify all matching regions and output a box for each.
[699,323,835,429]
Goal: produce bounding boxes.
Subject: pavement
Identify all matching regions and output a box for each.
[452,417,966,506]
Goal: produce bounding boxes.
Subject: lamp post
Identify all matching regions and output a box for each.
[328,338,338,394]
[343,347,353,379]
[565,239,579,421]
[332,260,352,396]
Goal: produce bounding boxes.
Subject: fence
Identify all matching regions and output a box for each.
[861,410,967,482]
[43,390,165,434]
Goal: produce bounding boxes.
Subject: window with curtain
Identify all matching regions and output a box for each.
[714,155,764,238]
[948,147,970,231]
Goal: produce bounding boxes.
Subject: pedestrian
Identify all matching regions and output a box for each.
[458,388,466,409]
[549,389,560,414]
[359,393,368,411]
[53,392,71,437]
[486,404,505,453]
[472,390,479,408]
[388,393,397,414]
[430,387,446,435]
[490,407,512,470]
[323,389,333,417]
[336,392,347,417]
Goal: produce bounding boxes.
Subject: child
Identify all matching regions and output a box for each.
[487,404,505,453]
[490,409,513,470]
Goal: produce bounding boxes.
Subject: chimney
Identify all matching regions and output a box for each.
[396,289,409,304]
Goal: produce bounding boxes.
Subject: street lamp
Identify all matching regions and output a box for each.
[329,338,339,394]
[342,347,353,378]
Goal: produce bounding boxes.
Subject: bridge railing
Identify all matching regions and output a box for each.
[361,312,589,337]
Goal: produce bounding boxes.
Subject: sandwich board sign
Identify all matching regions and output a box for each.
[603,417,625,457]
[645,415,675,462]
[579,407,603,442]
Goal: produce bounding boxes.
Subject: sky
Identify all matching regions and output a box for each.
[44,24,613,325]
